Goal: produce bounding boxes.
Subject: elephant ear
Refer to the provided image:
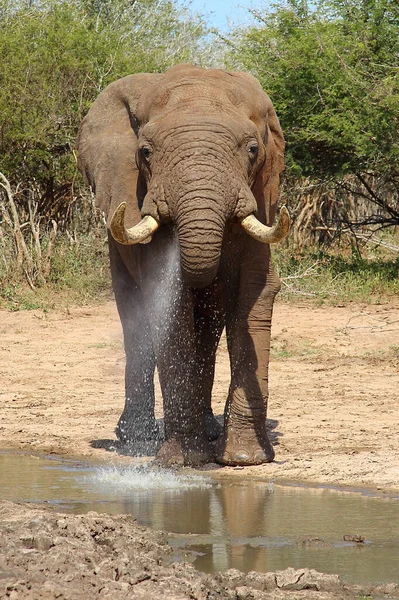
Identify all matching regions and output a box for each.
[254,104,285,226]
[232,72,285,226]
[77,73,161,229]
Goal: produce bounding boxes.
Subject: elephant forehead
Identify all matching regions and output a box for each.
[138,70,271,125]
[141,112,259,147]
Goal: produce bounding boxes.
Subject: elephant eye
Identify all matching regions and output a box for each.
[247,142,259,159]
[140,145,152,161]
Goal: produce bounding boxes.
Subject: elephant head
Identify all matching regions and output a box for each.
[77,64,289,288]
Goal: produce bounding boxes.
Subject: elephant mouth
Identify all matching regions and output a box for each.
[109,203,290,246]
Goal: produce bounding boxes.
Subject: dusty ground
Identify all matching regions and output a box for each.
[1,299,398,491]
[1,299,399,599]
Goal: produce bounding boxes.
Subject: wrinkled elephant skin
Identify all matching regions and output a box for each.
[77,64,287,466]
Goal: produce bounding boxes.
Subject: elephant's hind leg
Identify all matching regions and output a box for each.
[193,284,225,441]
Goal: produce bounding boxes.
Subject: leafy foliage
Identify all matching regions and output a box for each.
[227,0,399,229]
[228,0,399,180]
[0,0,207,218]
[0,0,398,306]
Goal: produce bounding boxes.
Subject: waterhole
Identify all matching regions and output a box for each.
[1,451,398,586]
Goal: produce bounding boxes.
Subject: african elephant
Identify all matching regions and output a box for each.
[77,63,289,467]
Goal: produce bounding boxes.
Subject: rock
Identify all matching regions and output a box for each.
[222,568,247,589]
[275,567,342,591]
[245,571,277,591]
[299,537,330,547]
[235,586,265,599]
[56,519,67,530]
[374,582,399,596]
[343,534,365,543]
[32,535,53,551]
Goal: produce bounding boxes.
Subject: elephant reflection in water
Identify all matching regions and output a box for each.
[208,483,272,572]
[107,481,274,573]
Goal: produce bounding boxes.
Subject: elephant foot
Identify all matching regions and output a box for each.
[115,415,162,456]
[215,428,275,466]
[204,411,222,441]
[155,435,214,467]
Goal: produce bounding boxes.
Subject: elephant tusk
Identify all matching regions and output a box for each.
[240,206,290,244]
[110,202,159,245]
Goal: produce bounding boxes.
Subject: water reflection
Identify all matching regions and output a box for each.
[0,452,398,585]
[192,481,399,583]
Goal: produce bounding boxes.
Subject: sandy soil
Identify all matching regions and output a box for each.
[1,299,399,599]
[1,299,398,492]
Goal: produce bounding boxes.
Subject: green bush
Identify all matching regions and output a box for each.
[226,0,399,230]
[0,0,208,219]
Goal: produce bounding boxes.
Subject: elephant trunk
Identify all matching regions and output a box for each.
[174,194,226,289]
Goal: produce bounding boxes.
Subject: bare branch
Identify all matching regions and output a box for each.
[0,171,33,270]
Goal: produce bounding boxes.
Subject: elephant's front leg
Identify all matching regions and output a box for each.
[142,278,214,466]
[117,318,159,454]
[109,239,160,454]
[216,245,280,466]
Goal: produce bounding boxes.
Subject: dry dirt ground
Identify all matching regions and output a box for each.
[1,300,398,491]
[1,300,399,600]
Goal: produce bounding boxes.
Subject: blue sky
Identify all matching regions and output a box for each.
[185,0,267,31]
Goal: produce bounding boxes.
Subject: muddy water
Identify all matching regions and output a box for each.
[1,451,398,586]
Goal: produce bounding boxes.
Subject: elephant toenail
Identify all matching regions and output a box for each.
[235,451,249,462]
[254,451,267,462]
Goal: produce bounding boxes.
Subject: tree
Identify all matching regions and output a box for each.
[227,0,399,230]
[0,0,208,224]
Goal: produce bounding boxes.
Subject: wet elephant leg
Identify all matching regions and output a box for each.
[216,244,280,466]
[109,237,160,454]
[193,283,225,441]
[141,245,216,465]
[157,304,215,466]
